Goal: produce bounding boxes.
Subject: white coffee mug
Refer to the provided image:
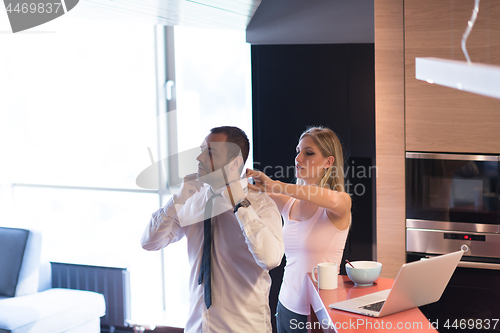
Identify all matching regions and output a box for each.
[312,262,338,290]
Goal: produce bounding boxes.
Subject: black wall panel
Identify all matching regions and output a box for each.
[252,44,350,183]
[251,43,375,332]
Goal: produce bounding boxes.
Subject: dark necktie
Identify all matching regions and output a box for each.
[198,191,220,309]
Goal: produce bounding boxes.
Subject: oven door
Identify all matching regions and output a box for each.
[406,153,499,232]
[408,252,500,332]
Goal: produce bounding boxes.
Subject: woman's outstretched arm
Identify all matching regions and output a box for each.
[246,168,351,220]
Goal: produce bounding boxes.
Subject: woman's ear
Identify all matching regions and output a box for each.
[325,156,335,169]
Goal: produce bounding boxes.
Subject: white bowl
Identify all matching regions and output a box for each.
[345,261,382,286]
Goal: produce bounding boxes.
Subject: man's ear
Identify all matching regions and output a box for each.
[231,156,244,171]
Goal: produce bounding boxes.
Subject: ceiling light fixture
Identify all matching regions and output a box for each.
[415,0,500,100]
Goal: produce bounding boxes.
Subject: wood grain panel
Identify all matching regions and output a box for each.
[405,0,500,154]
[375,0,406,279]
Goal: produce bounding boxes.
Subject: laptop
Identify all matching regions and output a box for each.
[329,250,463,317]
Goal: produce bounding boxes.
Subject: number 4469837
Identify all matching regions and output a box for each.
[444,319,498,330]
[6,3,62,14]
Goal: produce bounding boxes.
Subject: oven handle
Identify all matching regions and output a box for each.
[406,152,499,161]
[457,261,500,270]
[422,255,500,270]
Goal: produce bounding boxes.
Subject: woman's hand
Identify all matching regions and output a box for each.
[246,169,282,193]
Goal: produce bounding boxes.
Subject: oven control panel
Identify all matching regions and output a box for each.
[407,228,500,258]
[444,233,486,241]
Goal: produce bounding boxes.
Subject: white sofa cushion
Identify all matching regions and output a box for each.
[0,288,105,333]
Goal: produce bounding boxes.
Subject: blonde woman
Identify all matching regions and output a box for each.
[247,126,351,333]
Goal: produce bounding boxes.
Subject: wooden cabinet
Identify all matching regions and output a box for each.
[374,0,406,279]
[375,0,500,281]
[404,0,500,154]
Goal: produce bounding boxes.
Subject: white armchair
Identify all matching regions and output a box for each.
[0,227,106,333]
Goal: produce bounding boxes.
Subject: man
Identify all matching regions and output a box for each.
[141,126,284,332]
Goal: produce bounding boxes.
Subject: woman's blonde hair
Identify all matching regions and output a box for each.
[297,126,345,192]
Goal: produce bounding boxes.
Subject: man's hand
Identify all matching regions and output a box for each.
[173,173,203,205]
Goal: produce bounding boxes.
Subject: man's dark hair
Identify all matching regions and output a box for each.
[210,126,250,164]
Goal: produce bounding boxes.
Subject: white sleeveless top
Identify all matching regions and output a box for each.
[278,197,350,315]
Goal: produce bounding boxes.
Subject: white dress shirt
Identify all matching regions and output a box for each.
[141,182,284,333]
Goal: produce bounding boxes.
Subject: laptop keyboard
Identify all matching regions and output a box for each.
[360,300,385,312]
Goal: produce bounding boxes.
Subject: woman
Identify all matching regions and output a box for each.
[247,126,351,333]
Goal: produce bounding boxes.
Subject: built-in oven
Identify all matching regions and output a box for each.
[406,152,500,331]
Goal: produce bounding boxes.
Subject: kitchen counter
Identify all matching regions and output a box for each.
[306,274,438,332]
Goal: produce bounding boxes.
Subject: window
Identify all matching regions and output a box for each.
[0,17,162,324]
[157,25,253,327]
[0,17,251,328]
[174,26,253,160]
